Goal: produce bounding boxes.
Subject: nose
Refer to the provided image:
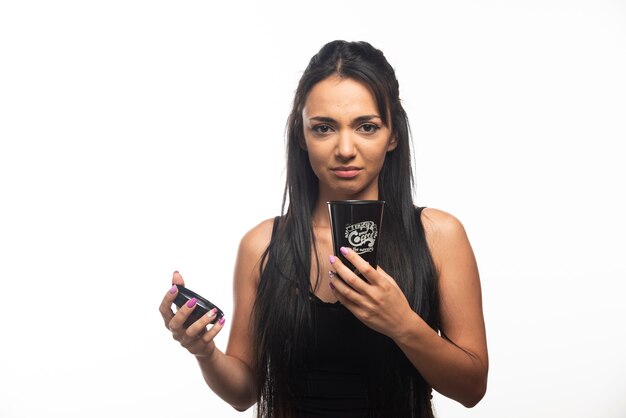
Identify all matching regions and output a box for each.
[335,130,357,161]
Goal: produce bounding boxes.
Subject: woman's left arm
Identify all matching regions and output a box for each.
[328,208,488,408]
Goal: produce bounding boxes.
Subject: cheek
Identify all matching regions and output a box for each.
[363,147,389,169]
[305,147,326,176]
[304,137,332,169]
[309,157,326,177]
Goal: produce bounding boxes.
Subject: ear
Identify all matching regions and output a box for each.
[386,134,398,152]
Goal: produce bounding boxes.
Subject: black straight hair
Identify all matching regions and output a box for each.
[252,40,440,418]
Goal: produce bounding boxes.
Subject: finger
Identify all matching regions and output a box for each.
[201,316,226,344]
[376,265,399,287]
[183,316,226,356]
[183,315,225,353]
[328,271,369,320]
[159,284,179,328]
[336,247,381,285]
[168,296,199,334]
[185,308,218,339]
[328,270,354,302]
[172,270,185,286]
[329,253,370,295]
[328,260,367,306]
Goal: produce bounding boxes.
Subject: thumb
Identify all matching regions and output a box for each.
[172,270,185,286]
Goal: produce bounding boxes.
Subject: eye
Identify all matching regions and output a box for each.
[312,124,334,134]
[358,123,380,134]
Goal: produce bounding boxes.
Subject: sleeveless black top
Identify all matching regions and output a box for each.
[268,208,430,417]
[293,294,374,417]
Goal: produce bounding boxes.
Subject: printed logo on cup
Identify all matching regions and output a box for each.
[345,221,378,254]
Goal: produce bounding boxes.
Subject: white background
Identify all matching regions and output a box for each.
[1,1,625,417]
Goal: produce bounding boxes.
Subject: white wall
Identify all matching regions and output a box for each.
[1,1,625,417]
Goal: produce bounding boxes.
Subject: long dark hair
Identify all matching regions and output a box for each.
[253,40,440,418]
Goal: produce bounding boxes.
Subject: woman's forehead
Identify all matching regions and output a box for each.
[302,76,379,119]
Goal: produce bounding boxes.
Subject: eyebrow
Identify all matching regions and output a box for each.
[308,114,382,125]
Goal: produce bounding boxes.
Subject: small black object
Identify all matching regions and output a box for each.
[173,285,224,328]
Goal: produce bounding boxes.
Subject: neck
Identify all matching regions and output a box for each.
[311,184,379,228]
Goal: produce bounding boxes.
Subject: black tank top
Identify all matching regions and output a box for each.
[292,294,374,417]
[268,214,417,417]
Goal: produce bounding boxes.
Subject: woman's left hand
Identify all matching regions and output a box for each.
[329,246,416,338]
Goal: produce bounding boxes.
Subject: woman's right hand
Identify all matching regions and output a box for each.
[159,271,226,358]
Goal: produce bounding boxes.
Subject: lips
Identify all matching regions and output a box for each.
[331,166,362,179]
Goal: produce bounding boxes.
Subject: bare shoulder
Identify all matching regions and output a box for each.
[421,208,468,241]
[236,217,276,266]
[230,217,276,318]
[239,217,276,255]
[234,217,277,282]
[420,208,473,271]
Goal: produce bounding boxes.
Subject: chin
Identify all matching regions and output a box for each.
[333,181,377,198]
[329,187,366,200]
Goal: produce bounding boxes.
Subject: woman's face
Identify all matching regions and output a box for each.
[302,75,396,201]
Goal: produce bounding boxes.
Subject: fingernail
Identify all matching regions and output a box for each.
[329,255,336,264]
[218,317,225,325]
[173,270,179,274]
[186,298,197,308]
[329,282,335,290]
[329,271,335,279]
[169,285,178,294]
[340,247,349,256]
[209,308,217,317]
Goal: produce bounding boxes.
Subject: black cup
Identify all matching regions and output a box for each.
[327,200,385,278]
[173,285,224,328]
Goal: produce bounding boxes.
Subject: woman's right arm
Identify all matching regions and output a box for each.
[159,219,274,412]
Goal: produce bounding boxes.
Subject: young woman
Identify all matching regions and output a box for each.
[159,40,488,417]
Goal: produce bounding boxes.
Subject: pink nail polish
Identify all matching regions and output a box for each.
[329,282,335,290]
[218,317,225,325]
[340,247,349,256]
[329,255,336,264]
[209,308,217,316]
[186,297,197,308]
[169,285,178,294]
[329,271,335,279]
